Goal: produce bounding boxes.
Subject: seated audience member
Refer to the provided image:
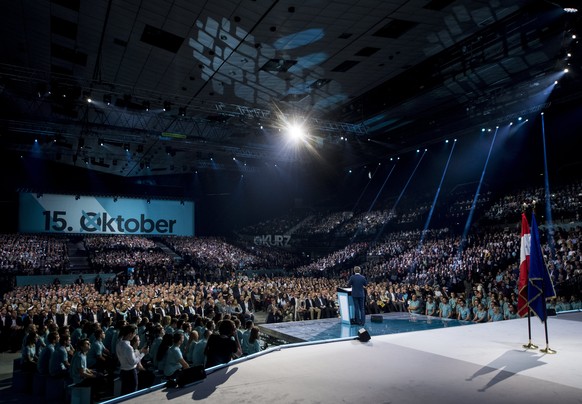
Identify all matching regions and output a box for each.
[70,338,105,398]
[456,300,472,321]
[164,333,190,380]
[245,327,261,356]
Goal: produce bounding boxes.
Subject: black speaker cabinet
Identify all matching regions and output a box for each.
[358,328,371,342]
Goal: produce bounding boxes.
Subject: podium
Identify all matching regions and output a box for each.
[337,287,355,324]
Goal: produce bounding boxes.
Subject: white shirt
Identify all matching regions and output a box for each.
[116,339,144,371]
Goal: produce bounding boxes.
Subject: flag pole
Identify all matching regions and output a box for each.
[521,205,537,349]
[523,310,538,349]
[540,316,556,354]
[539,271,556,354]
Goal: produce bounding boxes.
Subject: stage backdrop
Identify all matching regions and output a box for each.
[18,193,194,236]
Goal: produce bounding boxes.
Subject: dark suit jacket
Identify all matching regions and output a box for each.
[348,273,368,298]
[33,314,47,327]
[141,309,154,321]
[84,311,102,324]
[305,299,316,310]
[68,312,83,329]
[127,307,139,321]
[55,313,66,327]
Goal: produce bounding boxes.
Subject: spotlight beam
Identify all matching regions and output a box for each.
[458,127,500,258]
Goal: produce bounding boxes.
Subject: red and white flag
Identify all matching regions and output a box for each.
[517,213,531,317]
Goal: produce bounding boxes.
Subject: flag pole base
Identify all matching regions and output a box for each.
[523,341,539,349]
[540,346,557,354]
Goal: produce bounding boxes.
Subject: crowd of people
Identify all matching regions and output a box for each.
[0,234,69,275]
[0,179,581,399]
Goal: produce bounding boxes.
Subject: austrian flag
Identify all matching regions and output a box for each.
[517,213,531,317]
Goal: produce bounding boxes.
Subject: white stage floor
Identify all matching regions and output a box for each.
[119,312,582,404]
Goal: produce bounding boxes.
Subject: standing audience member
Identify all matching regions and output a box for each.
[130,334,155,390]
[204,319,241,368]
[189,329,209,367]
[21,331,39,372]
[116,325,148,395]
[49,334,71,378]
[38,332,58,375]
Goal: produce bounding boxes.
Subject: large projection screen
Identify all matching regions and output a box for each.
[18,193,194,236]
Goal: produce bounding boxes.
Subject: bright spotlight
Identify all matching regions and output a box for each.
[572,34,577,39]
[564,8,578,13]
[416,149,420,153]
[510,122,513,126]
[564,68,569,73]
[555,80,558,85]
[87,98,92,103]
[287,123,306,142]
[518,117,522,121]
[445,139,449,143]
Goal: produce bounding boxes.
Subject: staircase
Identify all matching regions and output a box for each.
[155,240,182,262]
[67,239,91,273]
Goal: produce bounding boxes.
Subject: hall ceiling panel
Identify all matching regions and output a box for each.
[0,0,578,177]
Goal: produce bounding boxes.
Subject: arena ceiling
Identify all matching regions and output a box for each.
[0,0,580,177]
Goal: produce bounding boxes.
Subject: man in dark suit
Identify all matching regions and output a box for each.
[84,305,103,324]
[348,266,368,325]
[183,304,196,322]
[305,293,321,320]
[127,306,140,322]
[68,306,84,330]
[167,302,182,318]
[316,294,331,319]
[33,308,49,327]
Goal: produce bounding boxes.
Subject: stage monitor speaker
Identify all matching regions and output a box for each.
[371,315,383,323]
[358,328,371,342]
